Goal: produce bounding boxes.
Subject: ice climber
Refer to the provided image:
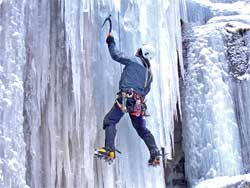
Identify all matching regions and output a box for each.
[96,34,161,166]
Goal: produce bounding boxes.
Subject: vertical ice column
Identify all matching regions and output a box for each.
[182,23,243,186]
[232,80,250,173]
[0,0,27,187]
[64,0,98,187]
[23,0,53,186]
[93,0,184,187]
[227,30,250,173]
[22,0,184,187]
[23,0,98,187]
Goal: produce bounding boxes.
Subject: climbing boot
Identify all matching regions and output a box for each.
[148,149,161,166]
[94,147,115,163]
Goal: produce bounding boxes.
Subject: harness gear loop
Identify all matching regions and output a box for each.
[115,90,148,117]
[121,93,127,113]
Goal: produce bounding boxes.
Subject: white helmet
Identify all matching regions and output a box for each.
[141,44,155,60]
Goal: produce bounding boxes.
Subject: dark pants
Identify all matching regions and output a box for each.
[103,103,158,155]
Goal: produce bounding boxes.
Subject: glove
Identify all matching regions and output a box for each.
[106,34,114,44]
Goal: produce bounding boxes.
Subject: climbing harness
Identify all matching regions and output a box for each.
[115,89,148,117]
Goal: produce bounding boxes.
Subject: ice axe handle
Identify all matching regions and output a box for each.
[102,14,112,34]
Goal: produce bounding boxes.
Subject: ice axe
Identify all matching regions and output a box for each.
[102,14,112,34]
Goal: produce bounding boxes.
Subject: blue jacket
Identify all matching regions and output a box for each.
[108,40,152,97]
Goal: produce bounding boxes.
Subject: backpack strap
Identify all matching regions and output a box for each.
[139,56,153,89]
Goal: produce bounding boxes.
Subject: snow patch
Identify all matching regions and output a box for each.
[224,22,250,33]
[236,73,250,81]
[208,15,250,25]
[12,32,20,37]
[190,0,250,15]
[195,174,250,188]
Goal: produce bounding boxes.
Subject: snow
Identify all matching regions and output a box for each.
[237,74,250,81]
[185,0,250,25]
[195,174,250,188]
[189,0,250,15]
[208,15,250,25]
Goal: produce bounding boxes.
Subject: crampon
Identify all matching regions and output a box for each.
[94,148,116,164]
[148,156,161,167]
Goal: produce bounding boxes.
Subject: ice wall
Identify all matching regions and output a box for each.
[182,0,250,187]
[0,1,27,187]
[23,1,98,187]
[1,0,184,188]
[229,28,250,173]
[93,1,184,188]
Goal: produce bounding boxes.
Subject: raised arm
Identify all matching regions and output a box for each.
[106,35,132,65]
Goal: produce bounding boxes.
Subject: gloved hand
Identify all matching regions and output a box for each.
[106,34,114,44]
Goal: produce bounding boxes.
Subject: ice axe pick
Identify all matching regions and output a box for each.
[102,14,112,34]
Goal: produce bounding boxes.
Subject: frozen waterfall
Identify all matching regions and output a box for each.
[182,0,250,187]
[1,0,250,187]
